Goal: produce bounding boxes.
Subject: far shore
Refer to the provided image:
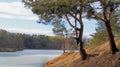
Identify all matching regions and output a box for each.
[0,48,23,52]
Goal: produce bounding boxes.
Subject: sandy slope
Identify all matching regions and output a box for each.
[46,37,120,67]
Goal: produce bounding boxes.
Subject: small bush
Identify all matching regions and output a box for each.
[69,45,75,52]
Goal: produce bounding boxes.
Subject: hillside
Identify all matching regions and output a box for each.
[46,37,120,67]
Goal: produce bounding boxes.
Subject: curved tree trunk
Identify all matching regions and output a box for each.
[78,28,87,60]
[105,21,119,54]
[66,10,87,60]
[78,9,87,60]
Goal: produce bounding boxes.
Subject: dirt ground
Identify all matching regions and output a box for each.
[46,38,120,67]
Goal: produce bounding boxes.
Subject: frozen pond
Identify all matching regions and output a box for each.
[0,49,63,67]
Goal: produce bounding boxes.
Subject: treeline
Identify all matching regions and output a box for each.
[0,29,75,52]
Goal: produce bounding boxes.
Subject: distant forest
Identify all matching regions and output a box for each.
[0,29,75,52]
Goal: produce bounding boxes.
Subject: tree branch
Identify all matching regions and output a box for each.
[69,12,81,23]
[75,13,79,38]
[65,14,76,29]
[79,9,83,25]
[108,12,113,22]
[94,14,106,22]
[108,6,114,22]
[103,8,108,22]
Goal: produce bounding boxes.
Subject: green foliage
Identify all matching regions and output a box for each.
[0,30,24,51]
[111,11,120,36]
[53,21,67,36]
[91,11,120,46]
[89,0,120,46]
[22,0,90,31]
[91,23,120,46]
[0,29,76,51]
[69,45,75,52]
[23,0,80,24]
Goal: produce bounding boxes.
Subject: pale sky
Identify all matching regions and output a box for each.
[0,0,97,37]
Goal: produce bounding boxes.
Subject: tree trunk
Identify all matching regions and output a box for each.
[77,27,87,60]
[63,38,66,53]
[79,41,87,60]
[105,21,119,54]
[63,44,65,53]
[66,9,87,60]
[79,11,87,60]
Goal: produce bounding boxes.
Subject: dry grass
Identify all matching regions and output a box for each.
[46,38,120,67]
[46,52,80,67]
